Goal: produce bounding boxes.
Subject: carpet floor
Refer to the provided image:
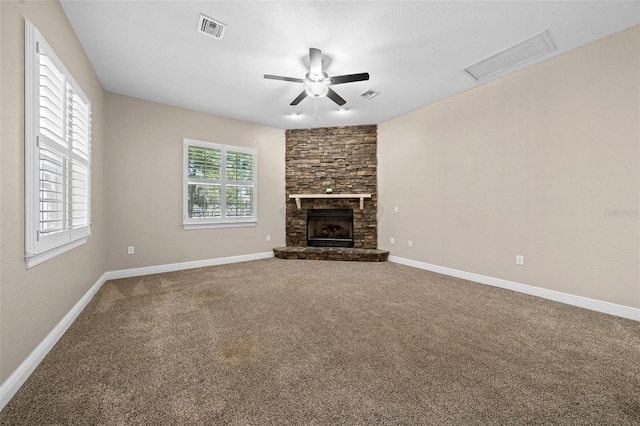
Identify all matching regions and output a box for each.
[1,258,639,425]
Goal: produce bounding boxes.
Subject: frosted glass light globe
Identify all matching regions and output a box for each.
[305,82,329,98]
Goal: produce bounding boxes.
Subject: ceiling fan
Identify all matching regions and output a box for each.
[264,48,369,106]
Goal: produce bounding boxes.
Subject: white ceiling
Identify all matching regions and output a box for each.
[59,1,640,130]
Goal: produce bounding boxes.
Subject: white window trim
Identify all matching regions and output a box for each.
[183,138,257,229]
[24,21,92,268]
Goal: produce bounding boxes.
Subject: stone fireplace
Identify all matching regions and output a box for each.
[279,125,385,259]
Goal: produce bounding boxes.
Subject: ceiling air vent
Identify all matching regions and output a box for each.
[463,30,555,81]
[361,89,380,100]
[197,14,226,40]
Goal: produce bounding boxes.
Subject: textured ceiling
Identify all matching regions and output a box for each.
[59,1,640,130]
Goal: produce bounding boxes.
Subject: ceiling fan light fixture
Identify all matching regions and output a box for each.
[305,81,329,98]
[265,48,369,106]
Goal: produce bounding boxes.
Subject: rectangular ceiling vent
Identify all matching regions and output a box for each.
[197,14,226,40]
[463,30,555,81]
[361,89,380,100]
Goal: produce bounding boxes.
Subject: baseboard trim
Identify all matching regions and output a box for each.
[0,251,275,412]
[105,251,274,280]
[0,272,108,411]
[388,255,639,322]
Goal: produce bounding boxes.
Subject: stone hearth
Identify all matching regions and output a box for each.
[274,247,388,262]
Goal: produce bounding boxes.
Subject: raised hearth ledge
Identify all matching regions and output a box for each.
[289,193,372,209]
[273,246,389,262]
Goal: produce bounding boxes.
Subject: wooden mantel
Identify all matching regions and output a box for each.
[289,193,372,210]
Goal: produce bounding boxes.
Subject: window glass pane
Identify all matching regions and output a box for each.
[39,147,65,234]
[188,146,221,179]
[226,151,253,182]
[188,184,221,218]
[226,185,254,217]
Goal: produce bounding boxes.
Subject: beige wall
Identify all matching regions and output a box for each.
[379,26,640,309]
[0,0,106,382]
[105,93,285,271]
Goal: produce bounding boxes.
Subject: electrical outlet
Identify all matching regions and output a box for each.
[266,235,271,242]
[394,206,399,213]
[516,255,524,265]
[390,237,395,245]
[127,246,134,255]
[408,240,413,247]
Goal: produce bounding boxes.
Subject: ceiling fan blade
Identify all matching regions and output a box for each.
[326,87,346,106]
[309,48,323,80]
[290,91,307,106]
[330,73,370,85]
[264,74,305,83]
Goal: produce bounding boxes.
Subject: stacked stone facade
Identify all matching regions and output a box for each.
[285,125,378,249]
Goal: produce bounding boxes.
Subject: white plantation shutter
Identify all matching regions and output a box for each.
[25,21,92,267]
[38,147,66,236]
[183,139,257,228]
[225,150,255,218]
[38,53,66,148]
[70,89,91,160]
[70,161,90,229]
[68,87,91,232]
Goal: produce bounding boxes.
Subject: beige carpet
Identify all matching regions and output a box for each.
[1,259,639,424]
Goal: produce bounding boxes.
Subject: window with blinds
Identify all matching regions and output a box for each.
[25,21,92,267]
[183,139,257,228]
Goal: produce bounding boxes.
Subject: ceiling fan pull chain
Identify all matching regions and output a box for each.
[314,98,319,122]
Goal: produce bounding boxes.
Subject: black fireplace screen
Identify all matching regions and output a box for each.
[307,209,354,248]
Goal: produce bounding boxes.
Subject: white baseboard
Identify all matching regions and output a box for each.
[389,255,640,322]
[105,251,274,280]
[0,251,274,412]
[0,272,108,411]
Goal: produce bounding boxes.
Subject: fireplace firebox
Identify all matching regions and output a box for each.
[306,209,354,248]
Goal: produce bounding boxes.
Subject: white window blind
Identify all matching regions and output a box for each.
[25,21,92,267]
[183,139,257,228]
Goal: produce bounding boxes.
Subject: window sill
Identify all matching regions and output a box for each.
[183,221,257,230]
[25,237,88,269]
